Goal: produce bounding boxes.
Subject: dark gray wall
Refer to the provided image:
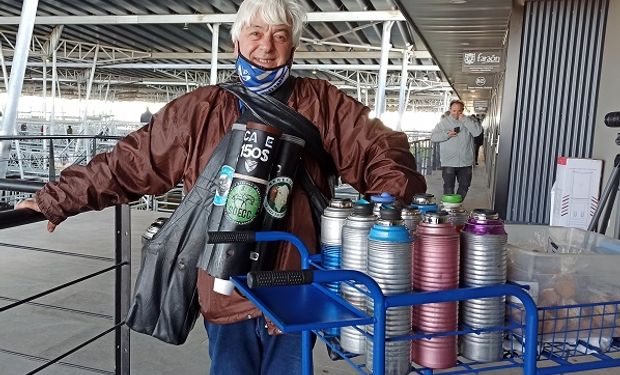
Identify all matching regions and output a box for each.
[494,0,609,223]
[593,0,620,237]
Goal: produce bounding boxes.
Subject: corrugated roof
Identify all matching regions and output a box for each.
[0,0,448,110]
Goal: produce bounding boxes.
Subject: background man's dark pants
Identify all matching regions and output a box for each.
[474,144,482,165]
[442,166,473,198]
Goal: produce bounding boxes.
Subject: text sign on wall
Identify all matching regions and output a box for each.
[473,100,489,113]
[462,51,503,73]
[467,75,495,90]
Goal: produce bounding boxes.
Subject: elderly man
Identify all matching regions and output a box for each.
[18,0,426,373]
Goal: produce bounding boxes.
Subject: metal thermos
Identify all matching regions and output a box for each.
[250,134,305,272]
[340,201,375,354]
[411,193,438,215]
[321,198,354,279]
[401,206,421,235]
[412,212,460,370]
[320,198,353,337]
[366,207,412,375]
[458,209,507,362]
[370,192,395,217]
[207,122,281,295]
[198,123,247,271]
[440,195,468,231]
[440,194,462,209]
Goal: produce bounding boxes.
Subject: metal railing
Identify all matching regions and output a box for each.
[0,179,131,375]
[1,135,184,214]
[0,135,123,181]
[410,137,440,175]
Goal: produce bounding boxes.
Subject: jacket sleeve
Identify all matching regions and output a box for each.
[301,80,426,203]
[462,116,483,137]
[36,99,191,225]
[431,120,450,142]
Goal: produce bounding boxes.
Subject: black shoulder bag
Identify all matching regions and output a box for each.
[125,132,233,345]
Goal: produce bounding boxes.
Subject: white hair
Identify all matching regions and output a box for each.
[231,0,306,48]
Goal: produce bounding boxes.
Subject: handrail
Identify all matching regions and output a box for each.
[0,200,131,374]
[0,135,123,140]
[0,179,46,229]
[0,134,123,181]
[0,178,44,193]
[0,208,45,229]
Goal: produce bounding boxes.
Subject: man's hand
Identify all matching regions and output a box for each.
[447,130,458,137]
[15,199,57,233]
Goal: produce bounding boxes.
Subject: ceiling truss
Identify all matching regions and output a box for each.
[0,8,449,110]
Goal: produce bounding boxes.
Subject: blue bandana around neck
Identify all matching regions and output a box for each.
[235,52,291,95]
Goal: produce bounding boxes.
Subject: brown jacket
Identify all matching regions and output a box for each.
[36,77,427,324]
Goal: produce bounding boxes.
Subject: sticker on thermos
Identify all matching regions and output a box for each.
[214,165,235,206]
[264,176,293,218]
[225,179,263,225]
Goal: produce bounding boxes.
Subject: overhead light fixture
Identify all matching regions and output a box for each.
[450,0,467,3]
[460,42,470,46]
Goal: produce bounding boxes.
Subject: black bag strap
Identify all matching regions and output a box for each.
[218,81,336,175]
[300,166,329,235]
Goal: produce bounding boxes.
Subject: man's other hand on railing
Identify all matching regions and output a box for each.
[15,199,57,233]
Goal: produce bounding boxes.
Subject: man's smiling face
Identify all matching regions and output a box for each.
[235,14,294,68]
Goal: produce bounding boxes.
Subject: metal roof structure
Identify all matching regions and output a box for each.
[0,0,453,113]
[396,0,512,111]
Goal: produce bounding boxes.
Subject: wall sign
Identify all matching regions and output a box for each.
[462,51,503,73]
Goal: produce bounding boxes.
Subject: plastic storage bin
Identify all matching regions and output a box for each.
[506,225,620,305]
[505,225,620,352]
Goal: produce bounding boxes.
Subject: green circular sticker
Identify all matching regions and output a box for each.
[225,180,261,225]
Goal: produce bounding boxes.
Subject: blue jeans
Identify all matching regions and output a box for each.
[442,166,473,199]
[204,317,305,375]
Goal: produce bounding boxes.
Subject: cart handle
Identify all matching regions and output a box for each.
[208,230,312,268]
[247,270,314,288]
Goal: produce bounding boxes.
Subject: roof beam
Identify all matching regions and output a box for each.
[148,51,432,59]
[1,48,431,61]
[22,76,447,92]
[0,11,406,25]
[10,51,431,60]
[14,61,440,71]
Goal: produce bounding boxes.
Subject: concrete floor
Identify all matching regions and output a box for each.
[424,163,492,212]
[0,163,617,374]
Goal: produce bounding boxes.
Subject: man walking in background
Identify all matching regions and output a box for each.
[431,99,482,199]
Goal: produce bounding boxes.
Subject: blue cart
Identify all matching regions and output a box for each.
[215,231,620,375]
